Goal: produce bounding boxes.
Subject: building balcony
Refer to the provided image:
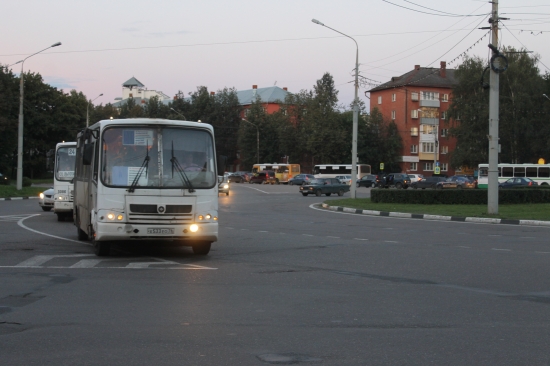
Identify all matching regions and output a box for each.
[419,99,440,108]
[420,117,439,125]
[419,152,439,161]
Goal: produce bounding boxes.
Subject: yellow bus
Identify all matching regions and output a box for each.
[252,163,300,184]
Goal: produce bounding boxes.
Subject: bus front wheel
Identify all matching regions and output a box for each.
[192,241,211,255]
[93,240,111,256]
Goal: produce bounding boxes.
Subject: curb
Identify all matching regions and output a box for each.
[321,203,550,227]
[0,197,39,201]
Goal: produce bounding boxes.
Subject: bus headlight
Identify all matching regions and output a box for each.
[117,214,124,221]
[190,224,199,232]
[107,213,115,220]
[205,214,211,219]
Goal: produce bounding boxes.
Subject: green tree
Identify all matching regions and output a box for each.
[0,66,19,177]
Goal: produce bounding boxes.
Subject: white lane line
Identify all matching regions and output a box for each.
[385,240,398,243]
[258,230,269,232]
[535,251,550,254]
[354,238,369,241]
[520,237,535,239]
[492,248,511,251]
[17,214,89,245]
[226,227,234,230]
[327,236,340,238]
[488,235,502,237]
[458,246,471,249]
[70,259,103,268]
[15,254,94,267]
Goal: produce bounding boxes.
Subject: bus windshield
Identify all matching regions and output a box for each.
[101,126,216,189]
[55,146,76,181]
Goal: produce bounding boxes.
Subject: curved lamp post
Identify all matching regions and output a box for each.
[543,94,550,102]
[15,42,62,190]
[170,108,188,120]
[312,19,359,198]
[86,93,103,127]
[241,118,259,164]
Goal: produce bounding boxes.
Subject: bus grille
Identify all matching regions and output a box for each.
[128,204,193,223]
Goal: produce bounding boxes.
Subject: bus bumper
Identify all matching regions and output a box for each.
[54,201,73,213]
[94,222,218,243]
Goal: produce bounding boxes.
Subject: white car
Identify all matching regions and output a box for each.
[39,187,55,211]
[408,174,424,183]
[335,175,352,185]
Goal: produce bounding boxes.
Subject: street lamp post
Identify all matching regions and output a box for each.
[86,93,103,127]
[241,119,259,164]
[433,124,438,173]
[543,94,550,101]
[16,42,62,190]
[312,19,359,198]
[170,108,188,120]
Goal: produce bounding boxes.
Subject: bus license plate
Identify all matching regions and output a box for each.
[147,228,174,235]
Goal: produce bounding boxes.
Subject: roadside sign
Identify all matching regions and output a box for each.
[434,166,441,175]
[435,161,440,167]
[380,163,384,170]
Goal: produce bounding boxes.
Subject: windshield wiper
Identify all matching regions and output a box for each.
[128,144,150,193]
[170,141,195,192]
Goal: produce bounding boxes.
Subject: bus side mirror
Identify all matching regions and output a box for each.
[82,143,94,166]
[217,155,227,176]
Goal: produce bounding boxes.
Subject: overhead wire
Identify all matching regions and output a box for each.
[501,22,550,71]
[381,0,488,17]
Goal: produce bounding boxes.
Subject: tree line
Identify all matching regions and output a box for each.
[0,67,402,178]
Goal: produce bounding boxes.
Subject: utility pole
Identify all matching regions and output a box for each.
[488,0,500,214]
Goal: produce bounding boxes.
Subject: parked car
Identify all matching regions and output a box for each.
[228,173,245,183]
[250,170,278,184]
[39,187,55,211]
[288,174,315,185]
[455,174,478,188]
[335,175,352,185]
[448,175,477,189]
[300,178,350,197]
[498,177,538,188]
[218,176,230,195]
[435,177,460,190]
[408,174,424,183]
[356,174,380,188]
[411,176,447,189]
[234,171,252,182]
[378,173,411,189]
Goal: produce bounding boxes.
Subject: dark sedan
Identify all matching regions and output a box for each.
[411,176,447,189]
[228,173,245,183]
[288,174,315,185]
[300,178,350,197]
[356,174,380,188]
[498,177,538,188]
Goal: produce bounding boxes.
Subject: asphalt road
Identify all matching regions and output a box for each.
[1,183,549,365]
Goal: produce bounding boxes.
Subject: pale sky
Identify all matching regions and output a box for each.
[2,0,549,108]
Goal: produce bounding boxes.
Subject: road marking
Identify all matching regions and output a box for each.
[488,235,502,237]
[302,234,313,237]
[353,238,369,241]
[70,259,104,268]
[17,214,88,245]
[258,230,269,232]
[0,214,38,222]
[327,236,340,238]
[535,251,550,254]
[458,246,471,248]
[385,240,398,243]
[15,254,93,267]
[520,237,535,239]
[492,248,511,251]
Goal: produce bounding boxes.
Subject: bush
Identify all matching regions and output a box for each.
[22,177,32,187]
[371,187,550,205]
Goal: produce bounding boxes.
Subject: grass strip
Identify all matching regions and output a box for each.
[0,186,47,199]
[325,198,550,221]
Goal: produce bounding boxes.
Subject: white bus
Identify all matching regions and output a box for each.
[73,118,224,256]
[53,141,76,221]
[478,163,550,188]
[313,164,371,179]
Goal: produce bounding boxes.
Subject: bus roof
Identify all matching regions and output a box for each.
[88,118,214,133]
[56,141,76,148]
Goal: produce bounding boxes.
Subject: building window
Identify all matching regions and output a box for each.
[244,108,249,116]
[441,163,448,172]
[422,125,436,135]
[441,111,446,120]
[411,127,418,136]
[410,162,417,171]
[410,145,418,154]
[423,162,434,171]
[421,91,439,100]
[422,142,435,153]
[411,92,419,101]
[411,109,418,119]
[441,128,448,137]
[392,93,396,102]
[442,94,449,102]
[441,146,448,154]
[391,110,396,120]
[378,96,382,104]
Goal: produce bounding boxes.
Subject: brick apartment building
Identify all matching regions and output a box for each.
[369,61,459,176]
